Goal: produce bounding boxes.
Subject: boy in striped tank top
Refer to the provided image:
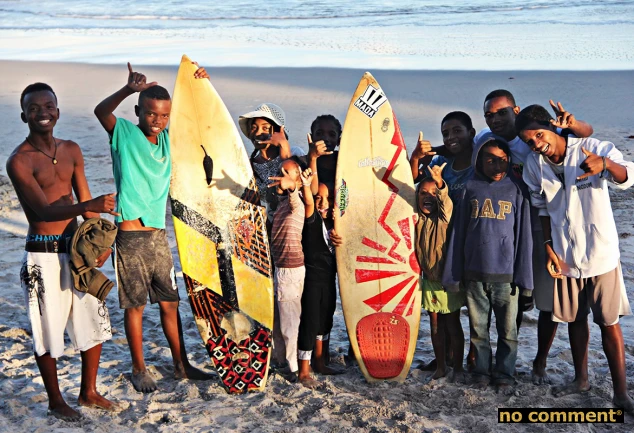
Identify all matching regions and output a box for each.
[268,159,306,381]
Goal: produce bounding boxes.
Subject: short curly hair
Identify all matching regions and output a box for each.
[20,83,57,109]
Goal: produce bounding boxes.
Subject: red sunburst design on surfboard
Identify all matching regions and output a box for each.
[354,114,420,317]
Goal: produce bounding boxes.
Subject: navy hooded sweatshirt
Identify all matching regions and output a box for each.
[441,135,533,290]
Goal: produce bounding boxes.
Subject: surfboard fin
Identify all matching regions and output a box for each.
[201,145,214,185]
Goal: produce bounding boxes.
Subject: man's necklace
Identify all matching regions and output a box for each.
[26,136,58,164]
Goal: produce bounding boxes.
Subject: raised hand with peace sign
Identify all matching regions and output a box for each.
[547,99,594,138]
[549,100,577,130]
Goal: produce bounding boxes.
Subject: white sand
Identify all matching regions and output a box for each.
[0,61,633,432]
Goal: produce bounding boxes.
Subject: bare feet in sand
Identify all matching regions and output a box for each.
[448,369,467,384]
[131,370,158,393]
[553,379,591,397]
[612,394,634,414]
[47,402,82,422]
[416,358,438,371]
[78,392,120,412]
[431,367,450,380]
[299,373,320,389]
[531,370,551,385]
[531,361,551,385]
[495,383,515,395]
[174,362,215,381]
[472,375,490,390]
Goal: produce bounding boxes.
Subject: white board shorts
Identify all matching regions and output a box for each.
[20,251,112,358]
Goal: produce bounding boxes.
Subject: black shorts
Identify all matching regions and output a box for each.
[298,265,337,352]
[115,229,180,309]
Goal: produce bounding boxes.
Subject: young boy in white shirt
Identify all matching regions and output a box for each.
[518,104,634,414]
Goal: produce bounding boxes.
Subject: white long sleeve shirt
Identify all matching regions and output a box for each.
[522,136,634,278]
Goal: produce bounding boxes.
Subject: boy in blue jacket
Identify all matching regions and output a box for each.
[442,136,533,392]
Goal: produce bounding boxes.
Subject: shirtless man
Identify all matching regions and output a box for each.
[6,83,119,421]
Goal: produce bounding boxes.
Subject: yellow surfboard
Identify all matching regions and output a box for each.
[334,72,421,383]
[169,55,274,393]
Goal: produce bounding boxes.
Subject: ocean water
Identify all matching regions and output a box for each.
[0,0,633,69]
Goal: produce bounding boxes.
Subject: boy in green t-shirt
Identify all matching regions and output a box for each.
[94,62,213,393]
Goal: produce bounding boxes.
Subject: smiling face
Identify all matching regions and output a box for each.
[312,119,341,152]
[441,118,474,156]
[136,97,171,141]
[21,90,59,133]
[315,183,334,220]
[417,179,438,215]
[484,96,520,140]
[518,121,566,161]
[480,144,509,182]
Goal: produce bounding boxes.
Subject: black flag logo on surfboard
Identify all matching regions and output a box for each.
[354,85,387,119]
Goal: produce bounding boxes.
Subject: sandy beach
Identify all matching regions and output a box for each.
[1,60,634,432]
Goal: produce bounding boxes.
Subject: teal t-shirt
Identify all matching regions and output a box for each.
[110,118,171,229]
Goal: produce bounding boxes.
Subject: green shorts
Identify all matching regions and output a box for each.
[421,278,465,314]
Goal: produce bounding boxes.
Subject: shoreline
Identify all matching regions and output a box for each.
[5,58,634,72]
[1,21,633,71]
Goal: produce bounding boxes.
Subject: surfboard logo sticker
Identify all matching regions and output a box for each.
[381,117,390,132]
[336,179,349,217]
[354,85,387,118]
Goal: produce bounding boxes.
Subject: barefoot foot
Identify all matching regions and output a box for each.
[553,379,590,397]
[78,392,121,412]
[531,370,551,385]
[131,370,158,393]
[531,360,551,385]
[471,375,490,390]
[281,370,298,383]
[47,403,82,422]
[495,383,515,395]
[416,359,438,372]
[431,367,449,380]
[448,369,467,384]
[174,363,215,381]
[299,374,320,389]
[613,394,634,414]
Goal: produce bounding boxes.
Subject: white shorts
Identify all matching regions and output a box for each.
[20,251,112,358]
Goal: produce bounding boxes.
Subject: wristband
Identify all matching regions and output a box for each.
[599,156,607,179]
[301,182,311,187]
[544,239,552,245]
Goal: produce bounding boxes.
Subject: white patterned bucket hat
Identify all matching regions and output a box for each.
[239,103,288,138]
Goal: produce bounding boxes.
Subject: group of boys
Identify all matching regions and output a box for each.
[6,62,347,421]
[6,60,634,421]
[411,89,633,412]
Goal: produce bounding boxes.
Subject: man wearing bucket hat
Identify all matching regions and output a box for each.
[239,103,305,227]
